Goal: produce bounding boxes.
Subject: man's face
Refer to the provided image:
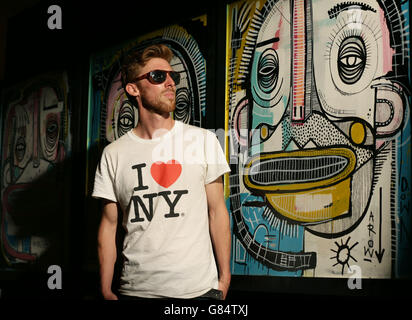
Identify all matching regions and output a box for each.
[105,55,193,142]
[135,57,177,115]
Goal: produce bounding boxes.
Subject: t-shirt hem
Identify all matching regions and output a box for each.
[91,192,117,202]
[118,287,212,299]
[205,168,231,185]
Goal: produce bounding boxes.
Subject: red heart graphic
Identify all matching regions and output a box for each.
[150,160,182,188]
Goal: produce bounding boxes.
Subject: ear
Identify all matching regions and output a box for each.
[231,97,249,148]
[125,82,140,97]
[373,81,408,149]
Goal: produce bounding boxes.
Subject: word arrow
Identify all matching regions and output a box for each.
[375,187,385,263]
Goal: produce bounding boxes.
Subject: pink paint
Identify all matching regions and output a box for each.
[273,17,282,51]
[292,0,306,122]
[379,8,395,75]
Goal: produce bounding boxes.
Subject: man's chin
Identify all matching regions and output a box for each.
[161,102,176,113]
[148,103,175,115]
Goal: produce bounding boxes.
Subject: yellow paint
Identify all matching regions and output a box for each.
[192,15,207,27]
[243,148,355,223]
[261,124,268,140]
[224,4,231,199]
[266,178,351,222]
[350,122,366,145]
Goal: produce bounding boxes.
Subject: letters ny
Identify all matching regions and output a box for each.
[130,163,188,223]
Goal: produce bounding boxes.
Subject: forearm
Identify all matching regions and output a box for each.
[97,220,117,296]
[209,205,231,283]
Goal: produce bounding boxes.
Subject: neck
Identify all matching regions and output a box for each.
[134,110,175,140]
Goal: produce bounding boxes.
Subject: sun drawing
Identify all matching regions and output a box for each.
[330,237,359,275]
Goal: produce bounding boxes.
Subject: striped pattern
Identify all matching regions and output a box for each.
[292,0,306,122]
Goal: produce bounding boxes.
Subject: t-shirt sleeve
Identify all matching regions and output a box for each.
[92,147,117,202]
[204,130,231,185]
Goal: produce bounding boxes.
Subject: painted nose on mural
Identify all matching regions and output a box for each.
[244,0,357,225]
[291,0,307,124]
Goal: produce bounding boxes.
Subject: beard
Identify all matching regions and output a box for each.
[141,89,176,115]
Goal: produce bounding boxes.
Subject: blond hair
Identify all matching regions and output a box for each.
[121,44,173,86]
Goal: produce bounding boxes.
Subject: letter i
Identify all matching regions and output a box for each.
[132,164,149,191]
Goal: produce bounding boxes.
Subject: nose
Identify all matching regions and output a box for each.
[291,0,312,124]
[165,71,176,87]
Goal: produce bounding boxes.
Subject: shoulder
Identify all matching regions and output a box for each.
[178,121,217,139]
[102,131,134,155]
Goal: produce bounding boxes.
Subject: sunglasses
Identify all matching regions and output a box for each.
[133,70,181,85]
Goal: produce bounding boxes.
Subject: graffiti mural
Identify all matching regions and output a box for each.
[0,73,71,265]
[87,18,208,178]
[226,0,411,278]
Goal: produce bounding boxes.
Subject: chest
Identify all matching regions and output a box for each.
[114,154,206,209]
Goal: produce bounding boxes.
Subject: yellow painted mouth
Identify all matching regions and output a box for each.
[266,179,351,223]
[243,148,356,223]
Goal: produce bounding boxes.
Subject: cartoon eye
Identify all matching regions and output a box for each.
[250,123,275,146]
[47,122,58,134]
[337,36,366,84]
[174,88,191,123]
[340,55,362,67]
[119,116,133,127]
[46,116,59,150]
[257,48,279,94]
[117,101,135,138]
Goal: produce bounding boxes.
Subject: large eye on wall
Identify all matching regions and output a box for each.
[117,101,135,138]
[174,87,191,123]
[338,36,366,85]
[45,113,59,154]
[257,48,279,94]
[329,20,378,95]
[251,47,283,108]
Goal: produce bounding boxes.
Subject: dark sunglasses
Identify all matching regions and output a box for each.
[133,70,181,85]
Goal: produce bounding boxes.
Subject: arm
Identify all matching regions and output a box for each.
[97,199,119,300]
[206,176,231,300]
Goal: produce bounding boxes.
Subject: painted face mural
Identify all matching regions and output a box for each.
[91,25,207,145]
[104,47,202,142]
[227,0,410,277]
[1,75,70,264]
[105,71,137,142]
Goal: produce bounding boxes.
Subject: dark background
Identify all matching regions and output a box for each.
[0,0,411,303]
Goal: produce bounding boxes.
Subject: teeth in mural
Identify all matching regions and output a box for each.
[244,147,356,193]
[302,140,317,149]
[250,156,348,184]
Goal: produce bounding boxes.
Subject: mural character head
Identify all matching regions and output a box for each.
[102,27,206,142]
[1,79,69,264]
[230,0,409,272]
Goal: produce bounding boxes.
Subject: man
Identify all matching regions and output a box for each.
[93,44,231,300]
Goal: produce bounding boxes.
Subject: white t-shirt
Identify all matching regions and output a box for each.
[92,120,230,298]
